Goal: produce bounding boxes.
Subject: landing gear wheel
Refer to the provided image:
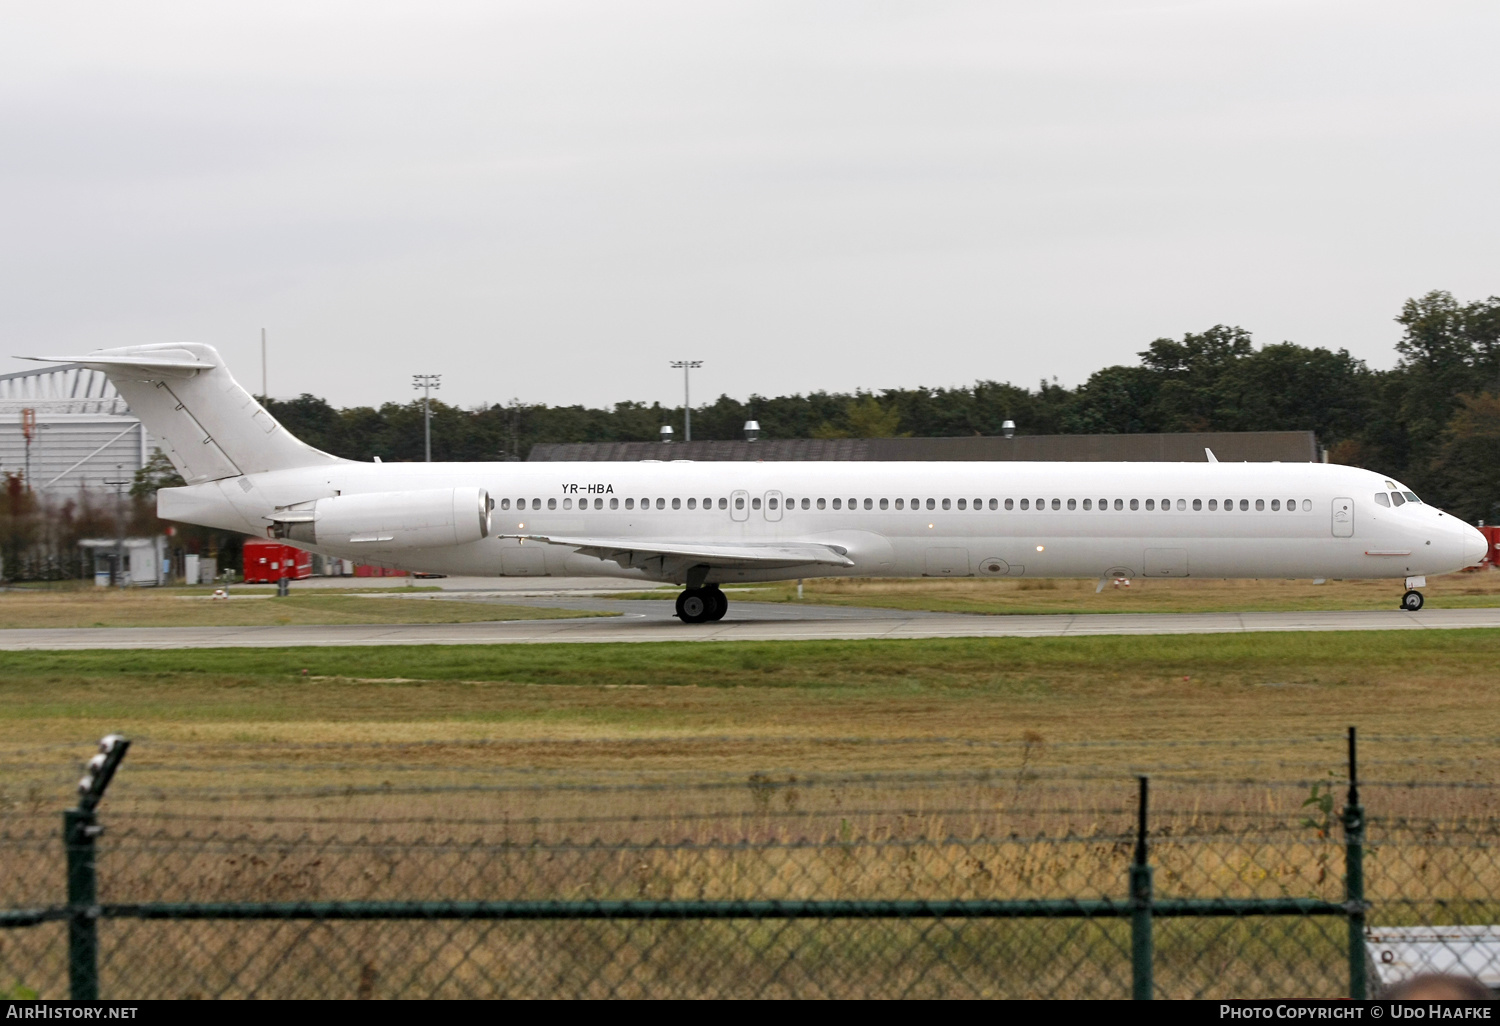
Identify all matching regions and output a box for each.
[707,586,728,621]
[675,588,714,623]
[1401,589,1425,611]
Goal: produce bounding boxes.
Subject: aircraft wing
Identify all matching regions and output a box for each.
[499,533,855,570]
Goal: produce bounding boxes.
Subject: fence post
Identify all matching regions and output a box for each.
[1342,726,1367,1001]
[64,807,100,1001]
[1131,775,1154,1000]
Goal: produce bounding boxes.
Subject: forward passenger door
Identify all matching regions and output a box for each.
[1331,498,1354,538]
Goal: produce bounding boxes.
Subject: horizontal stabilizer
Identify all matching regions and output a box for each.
[19,353,217,372]
[499,533,855,570]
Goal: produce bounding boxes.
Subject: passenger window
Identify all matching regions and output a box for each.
[1208,499,1218,511]
[654,498,664,510]
[1006,498,1015,510]
[1145,499,1155,511]
[1374,493,1390,507]
[548,498,558,510]
[989,499,998,510]
[767,497,777,510]
[1113,499,1123,511]
[1223,499,1232,511]
[735,497,744,510]
[625,498,635,510]
[1287,498,1295,510]
[1270,499,1280,511]
[957,498,967,510]
[832,498,842,510]
[500,498,511,510]
[529,498,539,510]
[1177,499,1186,511]
[973,498,982,509]
[1193,499,1202,511]
[564,498,574,510]
[864,498,873,510]
[1020,498,1030,510]
[941,498,951,510]
[1161,498,1169,510]
[895,498,904,510]
[1239,499,1249,511]
[848,498,856,509]
[1067,498,1076,510]
[801,498,810,510]
[1128,499,1138,511]
[687,498,697,510]
[1255,499,1264,511]
[911,498,920,509]
[1391,492,1405,506]
[817,498,826,510]
[751,497,761,510]
[1301,499,1311,511]
[926,498,935,510]
[1082,498,1091,510]
[879,498,888,510]
[718,497,728,510]
[610,498,619,510]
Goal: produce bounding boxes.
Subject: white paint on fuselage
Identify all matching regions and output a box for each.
[160,459,1485,586]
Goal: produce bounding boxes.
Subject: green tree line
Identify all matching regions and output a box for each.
[260,290,1500,523]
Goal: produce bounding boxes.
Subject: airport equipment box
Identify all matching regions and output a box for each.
[243,541,312,583]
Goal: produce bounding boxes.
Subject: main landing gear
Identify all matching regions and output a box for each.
[1401,589,1425,612]
[675,585,728,624]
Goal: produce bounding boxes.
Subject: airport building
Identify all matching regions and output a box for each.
[0,363,153,496]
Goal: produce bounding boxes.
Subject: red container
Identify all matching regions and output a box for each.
[353,564,409,578]
[1478,526,1500,570]
[243,541,313,583]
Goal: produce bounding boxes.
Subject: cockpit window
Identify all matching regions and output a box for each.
[1390,492,1405,506]
[1403,491,1420,503]
[1374,492,1390,507]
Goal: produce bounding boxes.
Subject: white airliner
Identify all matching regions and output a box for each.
[24,344,1487,621]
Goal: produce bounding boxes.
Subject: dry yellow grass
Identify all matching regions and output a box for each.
[0,590,611,628]
[725,570,1500,614]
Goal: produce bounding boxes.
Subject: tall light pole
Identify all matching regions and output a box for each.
[103,464,131,589]
[669,360,702,442]
[412,374,441,462]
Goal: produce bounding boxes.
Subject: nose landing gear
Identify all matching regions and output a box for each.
[675,585,728,623]
[1400,589,1424,612]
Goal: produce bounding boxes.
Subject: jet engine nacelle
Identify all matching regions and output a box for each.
[273,487,491,549]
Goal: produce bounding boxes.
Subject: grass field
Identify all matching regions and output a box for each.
[0,590,614,628]
[616,571,1500,614]
[5,629,1497,999]
[5,630,1500,792]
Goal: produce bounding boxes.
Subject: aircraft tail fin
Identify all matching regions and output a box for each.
[17,343,343,483]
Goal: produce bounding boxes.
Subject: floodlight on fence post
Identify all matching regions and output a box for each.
[65,733,130,1001]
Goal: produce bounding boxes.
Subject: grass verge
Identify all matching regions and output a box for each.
[0,592,614,628]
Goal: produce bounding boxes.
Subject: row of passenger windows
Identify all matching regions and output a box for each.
[499,496,1318,513]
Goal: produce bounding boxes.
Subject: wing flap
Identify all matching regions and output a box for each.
[500,533,854,569]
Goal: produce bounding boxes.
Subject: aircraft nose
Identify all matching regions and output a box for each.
[1465,525,1489,567]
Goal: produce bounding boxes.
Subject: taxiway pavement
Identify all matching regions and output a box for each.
[3,599,1499,650]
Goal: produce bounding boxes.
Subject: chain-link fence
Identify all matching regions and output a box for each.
[5,731,1500,999]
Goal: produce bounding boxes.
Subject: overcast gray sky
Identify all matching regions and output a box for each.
[2,1,1497,411]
